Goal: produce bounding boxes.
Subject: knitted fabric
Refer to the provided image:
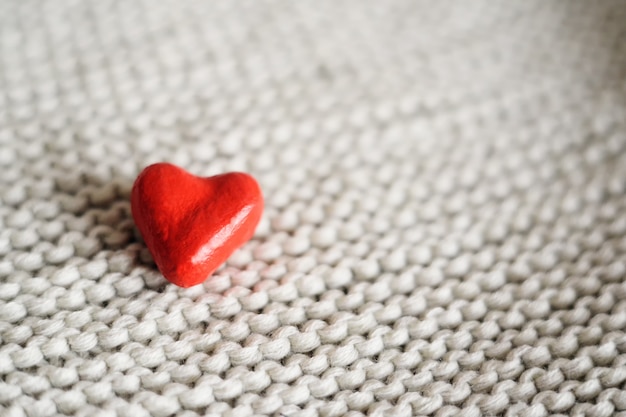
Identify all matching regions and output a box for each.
[1,1,626,416]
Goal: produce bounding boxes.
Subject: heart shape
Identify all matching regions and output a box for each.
[131,163,263,287]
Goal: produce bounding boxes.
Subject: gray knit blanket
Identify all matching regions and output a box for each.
[1,1,625,416]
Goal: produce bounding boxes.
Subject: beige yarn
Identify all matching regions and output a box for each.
[1,1,626,416]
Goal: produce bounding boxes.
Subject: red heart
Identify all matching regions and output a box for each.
[131,163,263,287]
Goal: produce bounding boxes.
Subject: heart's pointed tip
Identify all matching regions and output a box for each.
[168,278,196,289]
[166,274,208,289]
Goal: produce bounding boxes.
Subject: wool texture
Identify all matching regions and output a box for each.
[1,1,626,416]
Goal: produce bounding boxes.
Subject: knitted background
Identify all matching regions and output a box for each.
[1,1,626,416]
